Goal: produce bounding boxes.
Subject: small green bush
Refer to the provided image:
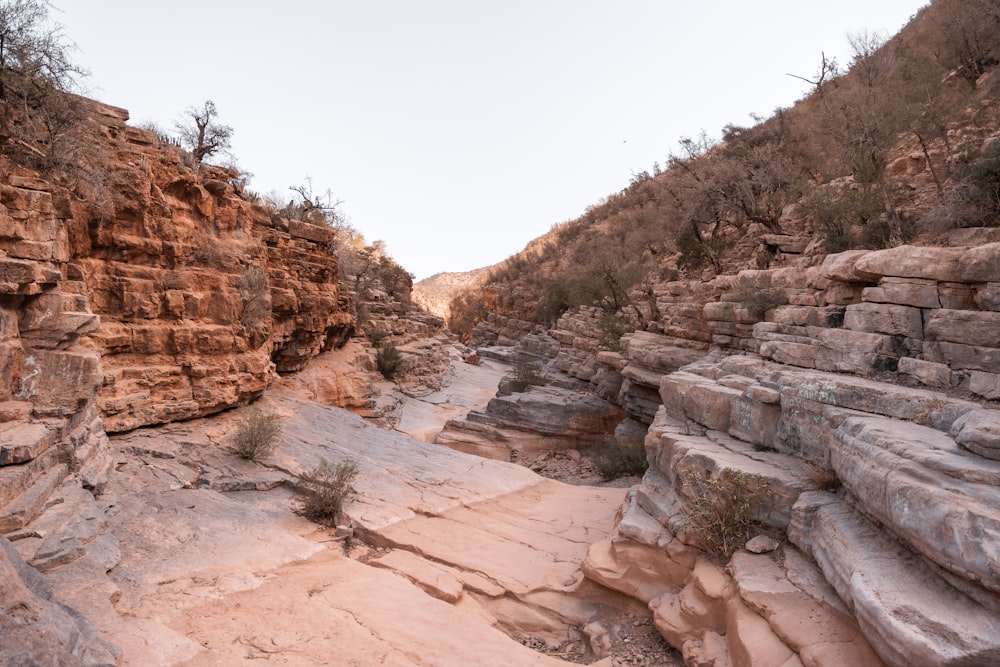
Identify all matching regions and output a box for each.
[376,342,403,379]
[597,312,635,352]
[734,287,788,320]
[297,458,359,526]
[507,362,549,392]
[680,466,770,560]
[233,407,281,460]
[589,436,648,480]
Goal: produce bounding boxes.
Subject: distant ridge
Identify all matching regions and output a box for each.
[413,265,496,321]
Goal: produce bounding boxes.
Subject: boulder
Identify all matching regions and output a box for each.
[853,245,966,281]
[951,409,1000,460]
[861,277,940,309]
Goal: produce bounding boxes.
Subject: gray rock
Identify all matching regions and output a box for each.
[791,493,1000,667]
[952,410,1000,460]
[0,536,120,666]
[744,535,779,554]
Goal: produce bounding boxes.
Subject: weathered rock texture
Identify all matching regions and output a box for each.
[9,387,642,666]
[75,107,352,432]
[470,243,1000,665]
[578,352,1000,666]
[0,99,353,598]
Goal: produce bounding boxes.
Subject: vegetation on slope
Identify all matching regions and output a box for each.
[449,0,1000,341]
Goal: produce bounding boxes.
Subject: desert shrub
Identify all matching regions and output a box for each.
[801,186,880,252]
[506,361,549,392]
[597,312,635,351]
[233,407,281,460]
[675,227,707,271]
[237,266,269,299]
[297,458,359,526]
[376,342,403,379]
[801,459,841,492]
[237,267,270,328]
[734,287,788,320]
[954,141,1000,226]
[589,436,648,480]
[192,241,232,268]
[680,466,771,560]
[533,278,572,325]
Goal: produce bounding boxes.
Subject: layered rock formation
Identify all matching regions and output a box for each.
[464,242,1000,666]
[0,98,356,628]
[75,106,353,432]
[8,384,658,666]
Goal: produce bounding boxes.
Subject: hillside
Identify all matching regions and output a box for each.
[412,264,496,320]
[449,0,1000,337]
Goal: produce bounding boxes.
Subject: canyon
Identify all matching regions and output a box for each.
[2,46,1000,667]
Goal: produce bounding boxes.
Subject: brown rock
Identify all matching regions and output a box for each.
[862,277,940,309]
[819,250,871,282]
[951,409,1000,460]
[960,242,1000,282]
[853,245,966,281]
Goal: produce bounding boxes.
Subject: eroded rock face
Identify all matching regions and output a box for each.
[436,379,625,460]
[0,99,353,557]
[10,387,642,666]
[0,535,119,665]
[582,354,1000,667]
[75,121,352,431]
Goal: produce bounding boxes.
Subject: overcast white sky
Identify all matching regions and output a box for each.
[54,1,927,280]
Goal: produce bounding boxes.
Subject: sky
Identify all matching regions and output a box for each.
[52,1,928,280]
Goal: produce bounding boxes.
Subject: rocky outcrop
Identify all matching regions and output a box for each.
[412,265,495,321]
[0,172,111,535]
[9,386,650,666]
[580,352,1000,666]
[0,535,119,666]
[0,99,353,575]
[436,379,625,460]
[75,111,352,432]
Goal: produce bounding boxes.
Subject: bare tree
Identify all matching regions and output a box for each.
[787,51,841,92]
[0,0,87,153]
[932,0,1000,87]
[175,99,233,163]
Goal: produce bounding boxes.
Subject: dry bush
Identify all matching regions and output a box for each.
[192,241,232,268]
[734,287,788,320]
[376,342,402,379]
[297,458,359,526]
[233,407,281,460]
[237,266,270,328]
[801,458,841,491]
[681,465,771,560]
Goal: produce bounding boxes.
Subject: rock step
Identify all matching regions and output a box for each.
[645,409,816,530]
[829,410,1000,594]
[0,463,68,533]
[0,421,59,465]
[791,491,1000,667]
[24,480,104,573]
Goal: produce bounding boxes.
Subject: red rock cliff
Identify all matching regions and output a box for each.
[0,97,353,531]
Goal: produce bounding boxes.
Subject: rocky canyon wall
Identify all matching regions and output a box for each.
[0,99,353,537]
[470,240,1000,666]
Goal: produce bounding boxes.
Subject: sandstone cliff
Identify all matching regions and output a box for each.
[0,97,354,540]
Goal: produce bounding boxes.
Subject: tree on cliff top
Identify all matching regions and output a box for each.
[0,0,87,156]
[175,99,233,163]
